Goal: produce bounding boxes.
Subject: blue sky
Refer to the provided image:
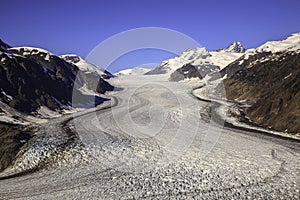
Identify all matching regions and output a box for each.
[1,0,300,72]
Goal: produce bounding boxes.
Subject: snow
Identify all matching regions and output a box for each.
[284,73,292,80]
[78,83,100,96]
[36,106,62,118]
[148,46,244,75]
[60,54,107,76]
[256,33,300,53]
[10,47,54,56]
[44,54,50,61]
[148,47,216,75]
[115,67,152,76]
[218,41,245,53]
[239,33,300,63]
[0,90,13,101]
[209,51,243,69]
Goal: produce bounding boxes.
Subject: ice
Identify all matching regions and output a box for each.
[0,74,299,199]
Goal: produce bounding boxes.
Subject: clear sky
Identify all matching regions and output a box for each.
[1,0,300,72]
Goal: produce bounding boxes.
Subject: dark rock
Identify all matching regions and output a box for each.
[170,63,220,81]
[224,51,300,133]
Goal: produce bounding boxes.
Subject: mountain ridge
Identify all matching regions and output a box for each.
[0,40,114,125]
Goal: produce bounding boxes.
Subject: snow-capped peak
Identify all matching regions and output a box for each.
[9,47,54,61]
[218,41,245,53]
[237,33,300,63]
[60,54,113,78]
[180,47,211,60]
[60,54,81,63]
[157,47,212,73]
[256,33,300,53]
[9,46,54,55]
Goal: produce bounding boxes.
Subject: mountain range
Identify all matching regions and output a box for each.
[146,33,300,134]
[0,33,299,173]
[1,33,299,134]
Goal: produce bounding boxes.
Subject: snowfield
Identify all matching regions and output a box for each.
[115,67,151,76]
[0,75,299,199]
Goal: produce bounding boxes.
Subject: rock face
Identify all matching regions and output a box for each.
[0,122,31,172]
[220,51,272,78]
[170,63,219,81]
[217,41,245,53]
[0,41,114,115]
[221,33,300,134]
[224,51,300,133]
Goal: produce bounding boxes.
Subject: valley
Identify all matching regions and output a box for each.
[0,75,299,199]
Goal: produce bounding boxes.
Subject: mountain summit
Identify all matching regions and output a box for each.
[217,41,245,53]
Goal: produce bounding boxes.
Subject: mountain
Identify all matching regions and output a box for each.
[169,63,220,81]
[146,44,244,80]
[221,33,300,78]
[0,41,114,124]
[60,54,114,79]
[115,67,151,76]
[146,47,212,75]
[217,41,245,53]
[153,33,300,134]
[222,33,300,133]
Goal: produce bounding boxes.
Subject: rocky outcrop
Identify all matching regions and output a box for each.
[217,41,245,53]
[170,63,219,81]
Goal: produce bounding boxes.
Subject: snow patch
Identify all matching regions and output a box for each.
[1,90,13,101]
[60,54,108,77]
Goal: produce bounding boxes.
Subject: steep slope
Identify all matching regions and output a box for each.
[59,54,114,95]
[221,33,300,78]
[60,54,113,79]
[0,39,11,52]
[0,41,114,123]
[222,33,300,133]
[169,63,219,81]
[217,41,245,53]
[9,47,114,96]
[224,51,300,133]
